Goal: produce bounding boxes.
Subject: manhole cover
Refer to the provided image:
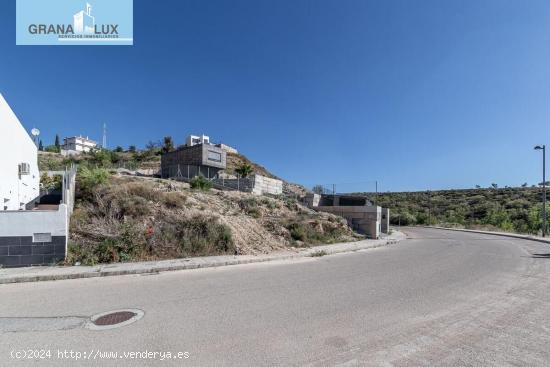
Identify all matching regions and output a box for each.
[86,309,144,331]
[93,311,136,326]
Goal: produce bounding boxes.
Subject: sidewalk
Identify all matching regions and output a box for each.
[0,231,406,284]
[426,226,550,245]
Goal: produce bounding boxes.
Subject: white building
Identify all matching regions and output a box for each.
[186,134,238,154]
[62,136,97,154]
[0,94,40,211]
[186,134,210,146]
[74,3,95,34]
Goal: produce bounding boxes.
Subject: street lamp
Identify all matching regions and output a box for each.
[535,145,546,237]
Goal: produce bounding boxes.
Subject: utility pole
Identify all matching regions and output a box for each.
[535,145,547,237]
[102,123,107,149]
[375,180,378,207]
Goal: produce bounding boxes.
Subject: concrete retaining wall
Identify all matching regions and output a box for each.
[212,174,283,195]
[314,205,381,239]
[0,204,67,268]
[251,175,283,195]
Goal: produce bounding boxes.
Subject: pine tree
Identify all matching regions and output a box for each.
[38,140,44,151]
[54,134,60,152]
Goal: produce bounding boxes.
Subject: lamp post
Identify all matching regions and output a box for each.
[535,145,546,237]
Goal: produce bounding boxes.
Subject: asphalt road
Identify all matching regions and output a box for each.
[1,227,550,366]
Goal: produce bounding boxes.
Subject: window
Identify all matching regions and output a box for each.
[207,150,222,162]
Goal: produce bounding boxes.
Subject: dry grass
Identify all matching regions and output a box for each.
[68,175,359,265]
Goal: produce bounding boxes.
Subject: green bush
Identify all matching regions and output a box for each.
[190,175,212,190]
[77,166,110,199]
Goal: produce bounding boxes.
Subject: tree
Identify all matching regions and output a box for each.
[522,183,528,188]
[190,175,212,190]
[45,145,59,153]
[162,136,175,153]
[54,134,61,151]
[114,146,124,152]
[475,185,481,189]
[128,145,136,153]
[235,163,253,178]
[491,183,498,189]
[38,140,44,151]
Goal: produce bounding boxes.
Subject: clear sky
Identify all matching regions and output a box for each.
[1,0,549,192]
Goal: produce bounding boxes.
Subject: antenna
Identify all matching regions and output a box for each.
[102,123,107,149]
[31,128,40,148]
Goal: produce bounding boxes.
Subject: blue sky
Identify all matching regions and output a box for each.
[1,0,550,192]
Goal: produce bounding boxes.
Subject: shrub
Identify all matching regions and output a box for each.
[285,219,349,245]
[40,173,62,190]
[117,195,151,218]
[161,191,187,209]
[77,166,110,199]
[160,215,235,256]
[190,175,212,190]
[310,250,327,257]
[239,197,262,217]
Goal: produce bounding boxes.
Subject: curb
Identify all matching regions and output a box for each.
[423,226,550,245]
[0,232,406,284]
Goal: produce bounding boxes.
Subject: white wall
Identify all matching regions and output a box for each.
[251,174,283,195]
[0,204,67,237]
[0,94,40,210]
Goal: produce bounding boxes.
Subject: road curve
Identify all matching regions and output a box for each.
[1,227,550,366]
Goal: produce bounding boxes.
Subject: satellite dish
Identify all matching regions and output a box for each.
[31,128,40,136]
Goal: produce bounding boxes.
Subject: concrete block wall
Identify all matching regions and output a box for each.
[0,204,67,268]
[211,174,283,196]
[251,175,283,195]
[313,205,381,239]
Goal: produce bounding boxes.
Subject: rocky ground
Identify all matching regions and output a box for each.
[68,174,360,265]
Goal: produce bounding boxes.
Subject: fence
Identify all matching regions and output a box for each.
[0,165,76,268]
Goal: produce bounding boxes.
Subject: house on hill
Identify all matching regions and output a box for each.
[0,94,40,210]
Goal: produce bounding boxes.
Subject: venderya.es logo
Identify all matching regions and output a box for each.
[16,0,133,45]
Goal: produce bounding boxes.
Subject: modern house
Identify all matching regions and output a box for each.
[186,134,210,147]
[161,144,227,179]
[0,94,40,211]
[186,134,238,154]
[61,135,97,155]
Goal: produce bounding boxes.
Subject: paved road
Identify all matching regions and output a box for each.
[1,227,550,366]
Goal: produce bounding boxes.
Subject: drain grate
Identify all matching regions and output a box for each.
[86,309,144,330]
[93,311,137,326]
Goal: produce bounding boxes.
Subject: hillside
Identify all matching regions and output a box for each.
[367,187,547,234]
[68,173,359,265]
[38,149,309,195]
